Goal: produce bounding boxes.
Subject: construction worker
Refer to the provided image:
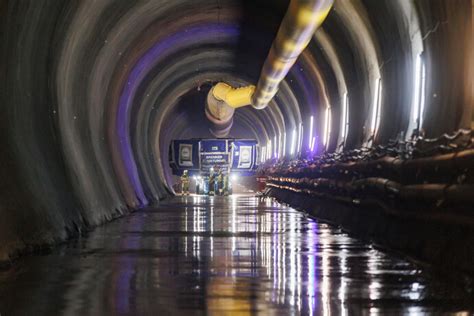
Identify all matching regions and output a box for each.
[181,170,190,195]
[217,169,224,195]
[208,169,215,196]
[223,172,229,196]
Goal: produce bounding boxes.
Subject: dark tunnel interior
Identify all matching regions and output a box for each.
[0,0,473,314]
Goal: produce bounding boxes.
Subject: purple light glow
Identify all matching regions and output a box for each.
[116,24,239,205]
[291,63,318,111]
[114,216,145,314]
[310,136,316,152]
[290,64,319,155]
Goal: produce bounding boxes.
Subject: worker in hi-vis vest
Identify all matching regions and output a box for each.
[181,170,190,195]
[208,168,215,196]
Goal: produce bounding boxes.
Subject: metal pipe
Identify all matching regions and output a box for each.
[205,87,235,137]
[251,0,333,109]
[206,0,333,125]
[211,83,256,108]
[268,176,474,205]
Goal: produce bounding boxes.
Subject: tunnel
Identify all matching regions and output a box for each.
[0,0,473,314]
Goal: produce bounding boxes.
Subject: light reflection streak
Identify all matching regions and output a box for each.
[289,212,296,305]
[368,249,381,301]
[296,214,303,310]
[23,195,465,316]
[231,195,237,252]
[210,204,214,257]
[180,196,438,315]
[185,207,188,256]
[307,221,317,315]
[272,209,279,297]
[339,248,348,316]
[320,227,331,316]
[281,211,286,304]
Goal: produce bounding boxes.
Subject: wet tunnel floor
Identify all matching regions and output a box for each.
[1,195,473,315]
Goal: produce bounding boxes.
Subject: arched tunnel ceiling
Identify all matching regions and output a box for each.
[0,0,472,260]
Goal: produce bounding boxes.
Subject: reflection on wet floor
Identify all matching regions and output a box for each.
[0,195,473,315]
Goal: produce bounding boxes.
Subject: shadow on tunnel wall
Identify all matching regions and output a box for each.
[0,0,90,263]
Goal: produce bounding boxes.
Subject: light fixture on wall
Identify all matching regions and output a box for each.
[274,135,278,159]
[267,140,272,161]
[290,128,297,156]
[370,78,382,138]
[340,93,349,146]
[298,123,304,154]
[310,136,316,152]
[278,133,283,158]
[323,107,332,148]
[409,54,426,137]
[412,54,426,130]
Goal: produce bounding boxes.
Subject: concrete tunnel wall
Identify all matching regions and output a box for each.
[0,0,472,262]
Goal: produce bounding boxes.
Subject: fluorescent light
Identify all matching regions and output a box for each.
[261,146,266,162]
[323,107,331,147]
[370,78,382,137]
[419,61,426,129]
[294,122,303,154]
[328,109,332,147]
[278,133,283,158]
[407,54,426,139]
[345,94,349,138]
[310,136,316,151]
[323,108,328,146]
[308,116,314,149]
[283,132,287,157]
[341,93,349,145]
[290,128,297,155]
[274,135,277,158]
[376,81,382,133]
[267,140,272,161]
[412,56,422,126]
[298,123,303,154]
[296,123,301,155]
